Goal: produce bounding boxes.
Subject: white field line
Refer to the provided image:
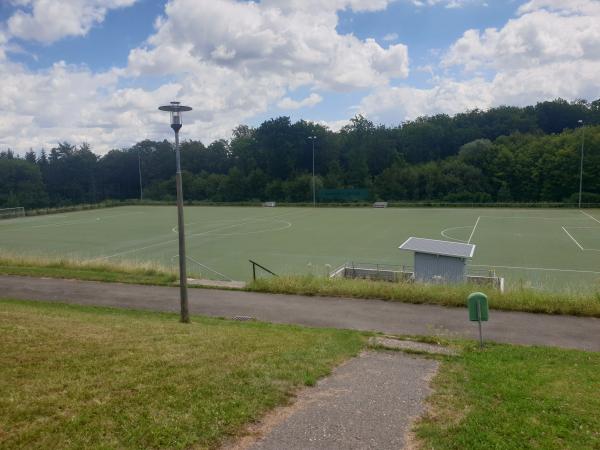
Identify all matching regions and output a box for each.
[469,264,600,275]
[104,220,262,260]
[171,254,234,281]
[29,212,143,229]
[96,211,145,220]
[562,226,584,250]
[480,215,588,221]
[440,226,471,243]
[103,209,304,260]
[580,210,600,225]
[467,216,481,244]
[171,217,254,234]
[102,237,178,260]
[31,217,103,228]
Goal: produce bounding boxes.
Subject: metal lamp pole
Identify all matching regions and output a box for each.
[309,136,317,207]
[159,101,193,323]
[578,119,585,209]
[138,149,143,201]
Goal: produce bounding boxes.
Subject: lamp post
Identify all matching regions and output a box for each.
[159,101,193,323]
[578,119,585,209]
[308,136,317,207]
[138,149,143,201]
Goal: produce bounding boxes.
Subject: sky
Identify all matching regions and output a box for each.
[0,0,599,154]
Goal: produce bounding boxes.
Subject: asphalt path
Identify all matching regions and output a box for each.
[1,275,599,351]
[246,352,438,450]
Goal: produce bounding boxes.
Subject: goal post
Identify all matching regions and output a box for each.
[0,207,25,219]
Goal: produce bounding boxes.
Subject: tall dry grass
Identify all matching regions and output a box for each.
[247,275,600,317]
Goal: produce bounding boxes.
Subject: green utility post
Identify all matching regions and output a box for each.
[468,292,489,348]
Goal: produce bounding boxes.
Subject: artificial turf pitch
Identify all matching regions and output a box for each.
[2,205,600,291]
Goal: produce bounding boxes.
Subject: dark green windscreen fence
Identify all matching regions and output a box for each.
[318,189,370,202]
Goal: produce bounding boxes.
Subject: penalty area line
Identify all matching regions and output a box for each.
[562,226,584,251]
[469,264,600,275]
[580,210,600,225]
[467,216,481,244]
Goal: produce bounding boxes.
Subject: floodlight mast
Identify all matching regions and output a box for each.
[159,101,193,323]
[308,136,317,207]
[578,119,585,209]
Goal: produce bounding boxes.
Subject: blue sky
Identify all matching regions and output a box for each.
[0,0,598,153]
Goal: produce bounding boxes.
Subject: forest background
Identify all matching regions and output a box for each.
[2,98,600,208]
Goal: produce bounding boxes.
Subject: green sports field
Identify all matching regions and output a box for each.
[2,205,600,292]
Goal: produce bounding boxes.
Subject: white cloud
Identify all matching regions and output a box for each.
[123,0,409,146]
[443,3,600,71]
[129,0,409,90]
[316,118,351,132]
[361,0,600,123]
[409,0,482,8]
[383,32,399,42]
[0,0,412,153]
[6,0,138,44]
[278,93,323,109]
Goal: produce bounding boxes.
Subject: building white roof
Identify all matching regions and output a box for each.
[398,237,476,259]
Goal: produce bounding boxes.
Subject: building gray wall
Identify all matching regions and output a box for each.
[414,253,466,283]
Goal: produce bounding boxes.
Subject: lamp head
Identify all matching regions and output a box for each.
[159,101,193,132]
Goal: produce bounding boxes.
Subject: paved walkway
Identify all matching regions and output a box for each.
[234,352,438,450]
[1,275,599,351]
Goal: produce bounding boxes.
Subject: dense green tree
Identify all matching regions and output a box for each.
[0,159,48,208]
[3,97,600,209]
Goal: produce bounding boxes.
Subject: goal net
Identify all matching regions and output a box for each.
[0,207,25,219]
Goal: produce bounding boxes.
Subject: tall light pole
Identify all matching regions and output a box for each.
[578,119,585,209]
[308,136,317,207]
[138,149,143,201]
[159,101,193,323]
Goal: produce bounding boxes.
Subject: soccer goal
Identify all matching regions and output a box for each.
[0,207,25,219]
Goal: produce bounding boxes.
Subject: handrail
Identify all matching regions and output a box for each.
[249,259,278,280]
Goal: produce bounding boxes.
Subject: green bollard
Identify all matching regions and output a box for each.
[468,292,489,348]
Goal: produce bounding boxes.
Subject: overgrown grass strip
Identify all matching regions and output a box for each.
[0,253,178,285]
[247,275,600,317]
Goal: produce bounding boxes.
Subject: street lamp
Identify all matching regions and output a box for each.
[578,119,585,209]
[138,149,143,201]
[308,136,317,207]
[159,101,193,323]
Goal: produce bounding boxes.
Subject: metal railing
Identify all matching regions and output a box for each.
[249,259,278,281]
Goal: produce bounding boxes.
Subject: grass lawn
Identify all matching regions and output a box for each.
[0,299,364,449]
[2,299,599,450]
[417,342,600,449]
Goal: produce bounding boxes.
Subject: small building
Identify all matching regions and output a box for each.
[399,237,476,284]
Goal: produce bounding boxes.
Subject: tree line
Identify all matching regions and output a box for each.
[1,97,600,209]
